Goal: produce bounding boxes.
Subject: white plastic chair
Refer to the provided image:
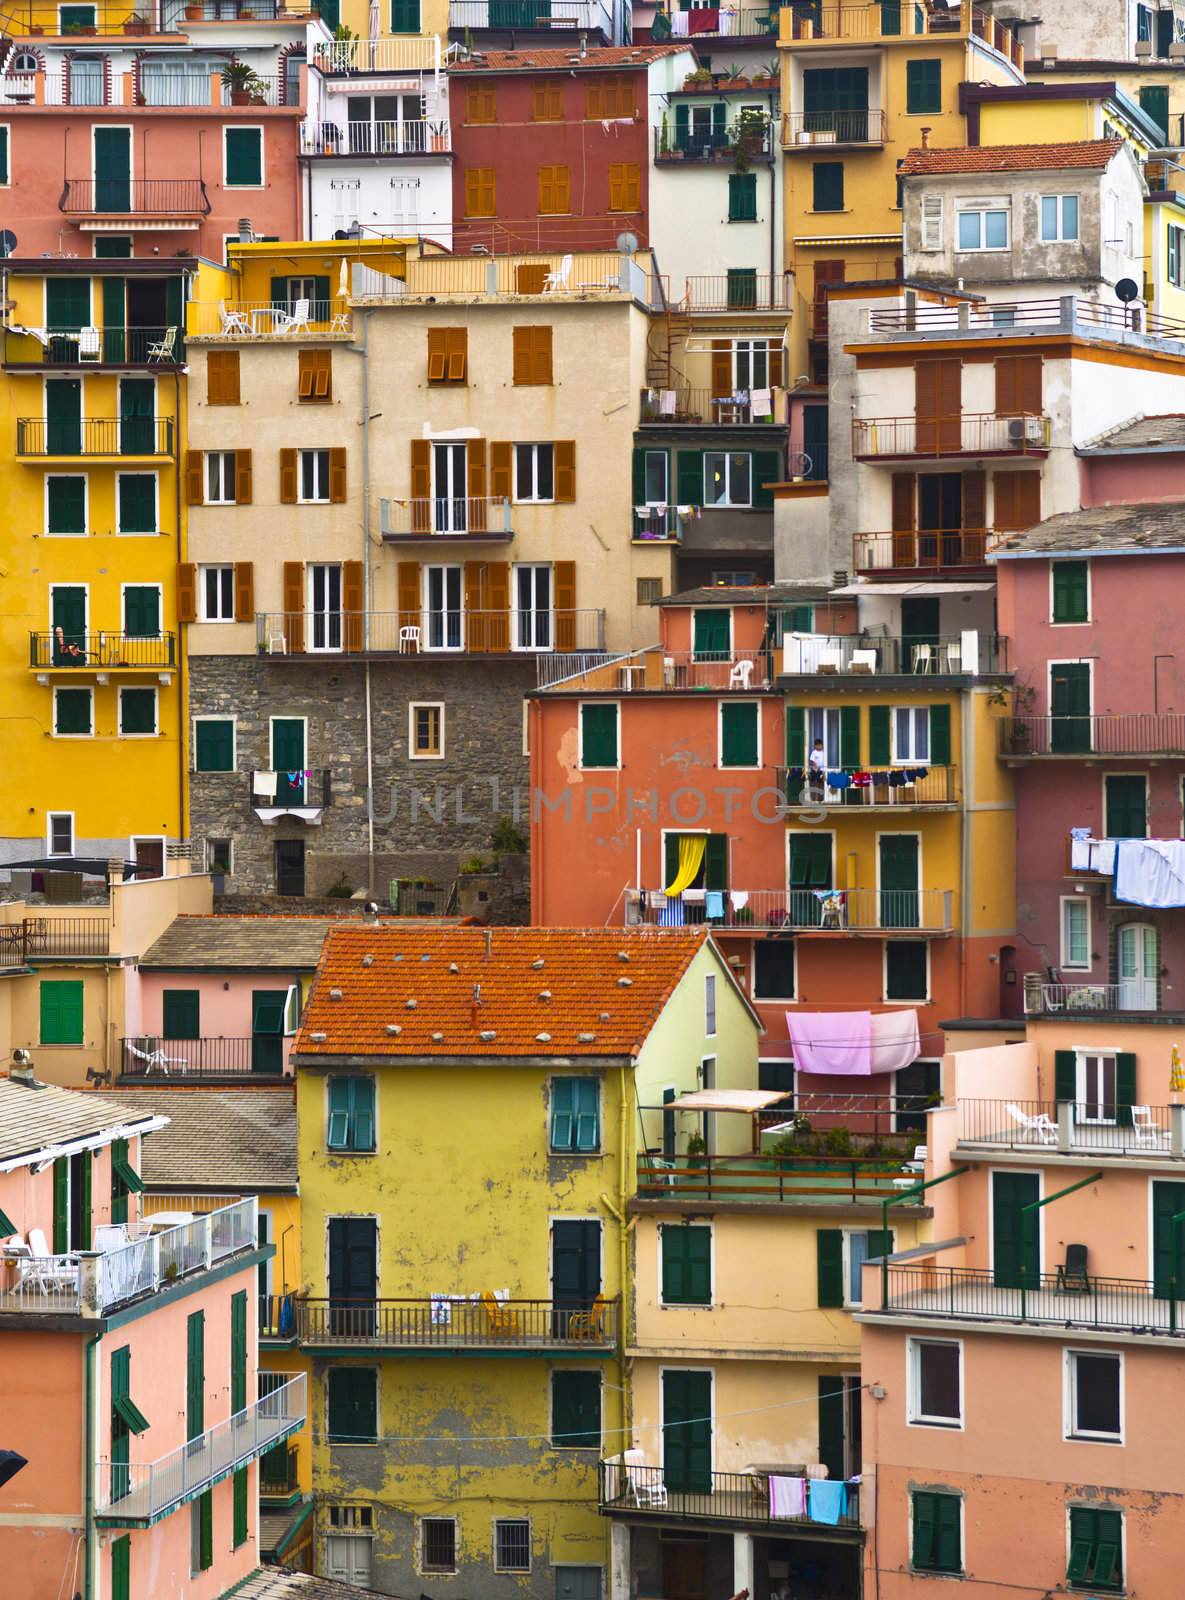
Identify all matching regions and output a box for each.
[78,326,101,361]
[146,327,176,362]
[23,1228,77,1296]
[220,300,252,336]
[266,631,287,656]
[1005,1103,1057,1144]
[1132,1105,1162,1146]
[943,639,962,672]
[911,643,935,673]
[728,659,754,689]
[399,626,421,654]
[543,254,573,293]
[273,298,311,334]
[622,1449,668,1508]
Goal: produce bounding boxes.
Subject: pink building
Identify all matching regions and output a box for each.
[1078,415,1185,507]
[859,1017,1185,1597]
[0,1070,304,1600]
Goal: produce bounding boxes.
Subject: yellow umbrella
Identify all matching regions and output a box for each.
[1172,1043,1185,1095]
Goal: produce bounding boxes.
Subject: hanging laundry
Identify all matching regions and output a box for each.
[826,771,852,789]
[729,890,749,912]
[785,1011,872,1075]
[658,895,685,927]
[808,1479,848,1525]
[254,771,278,800]
[1114,839,1185,908]
[769,1475,807,1519]
[705,890,725,920]
[871,1009,921,1072]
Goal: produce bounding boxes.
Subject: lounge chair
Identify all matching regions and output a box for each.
[622,1448,668,1508]
[219,300,252,336]
[146,327,176,362]
[124,1038,189,1076]
[543,254,573,293]
[1131,1105,1162,1147]
[1056,1243,1092,1294]
[272,298,311,335]
[1005,1103,1058,1145]
[849,649,877,674]
[480,1289,521,1335]
[23,1228,78,1296]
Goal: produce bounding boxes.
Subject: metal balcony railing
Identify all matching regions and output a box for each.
[0,916,110,967]
[29,631,176,669]
[782,108,887,145]
[1022,981,1160,1015]
[447,0,614,31]
[776,766,958,808]
[259,1293,298,1341]
[5,326,182,366]
[784,0,1023,65]
[251,770,333,810]
[600,1459,862,1528]
[16,417,175,456]
[1001,714,1185,757]
[639,388,784,424]
[119,1037,281,1077]
[957,1098,1185,1157]
[852,413,1051,459]
[311,34,442,71]
[867,295,1185,343]
[380,495,513,537]
[877,1262,1185,1335]
[654,125,774,162]
[256,609,606,656]
[782,631,1007,676]
[637,1151,923,1203]
[186,300,344,338]
[633,506,693,542]
[681,274,792,312]
[96,1372,305,1524]
[853,529,1000,572]
[631,886,954,932]
[301,118,451,155]
[59,178,209,216]
[296,1296,619,1348]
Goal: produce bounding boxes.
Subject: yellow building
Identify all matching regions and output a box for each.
[0,259,189,868]
[291,924,759,1595]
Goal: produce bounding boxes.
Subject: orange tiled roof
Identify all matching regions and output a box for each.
[448,45,692,72]
[899,138,1124,177]
[294,926,709,1058]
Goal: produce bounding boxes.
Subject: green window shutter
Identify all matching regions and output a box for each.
[112,1150,143,1192]
[929,704,951,766]
[631,448,646,503]
[118,474,156,534]
[728,173,757,221]
[328,1367,377,1440]
[198,1488,213,1570]
[195,719,234,773]
[110,1136,129,1225]
[225,128,263,186]
[46,277,91,330]
[868,705,891,765]
[751,449,781,508]
[1116,1052,1136,1127]
[726,267,757,308]
[913,1491,937,1568]
[693,609,730,658]
[231,1290,248,1413]
[1054,1050,1076,1103]
[580,703,619,768]
[111,1536,130,1600]
[327,1078,352,1150]
[552,1370,602,1448]
[390,0,421,27]
[123,584,160,636]
[79,1149,91,1250]
[812,161,844,211]
[906,58,941,113]
[785,706,805,769]
[866,1227,892,1260]
[120,689,156,735]
[677,449,704,506]
[187,1310,205,1441]
[674,101,690,148]
[42,980,84,1045]
[1052,559,1088,623]
[0,1207,16,1238]
[0,127,8,187]
[817,1377,845,1480]
[720,701,758,767]
[53,1156,68,1253]
[233,1467,248,1548]
[816,1229,844,1307]
[113,1391,149,1434]
[551,1077,575,1149]
[1140,83,1170,139]
[162,989,200,1039]
[935,1493,962,1572]
[791,833,831,890]
[48,476,86,534]
[352,1075,376,1150]
[1105,775,1146,838]
[840,705,861,768]
[56,688,92,735]
[705,833,728,891]
[573,1078,599,1150]
[662,1225,711,1304]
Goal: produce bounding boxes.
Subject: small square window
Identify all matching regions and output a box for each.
[207,838,233,876]
[494,1519,531,1573]
[637,578,663,606]
[54,686,93,737]
[409,703,444,759]
[1067,1350,1121,1441]
[421,1518,457,1574]
[327,1367,378,1443]
[909,1338,962,1427]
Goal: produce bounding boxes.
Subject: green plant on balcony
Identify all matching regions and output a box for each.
[459,855,490,874]
[220,60,267,105]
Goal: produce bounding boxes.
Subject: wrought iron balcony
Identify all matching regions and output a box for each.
[782,108,887,146]
[296,1295,619,1350]
[680,273,791,312]
[59,179,210,216]
[639,387,784,425]
[0,916,110,969]
[29,631,176,670]
[5,326,182,366]
[16,416,175,456]
[874,1262,1185,1337]
[654,124,774,163]
[250,770,333,812]
[301,117,450,155]
[599,1458,862,1531]
[630,886,954,933]
[852,413,1051,461]
[379,495,513,539]
[956,1098,1185,1158]
[1001,714,1185,758]
[1022,981,1161,1016]
[119,1037,283,1077]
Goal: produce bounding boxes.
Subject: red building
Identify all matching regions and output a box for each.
[449,44,695,252]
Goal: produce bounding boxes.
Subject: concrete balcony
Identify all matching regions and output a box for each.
[600,1459,862,1535]
[4,325,182,367]
[96,1372,305,1527]
[16,416,175,458]
[782,108,886,148]
[639,387,785,425]
[296,1296,619,1351]
[301,117,450,155]
[956,1098,1185,1161]
[1001,714,1185,758]
[865,293,1185,352]
[628,886,954,933]
[1023,981,1162,1016]
[379,495,514,541]
[256,608,606,657]
[781,0,1024,70]
[851,412,1051,461]
[29,631,176,672]
[310,34,441,72]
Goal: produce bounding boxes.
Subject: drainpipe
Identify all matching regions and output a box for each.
[959,688,972,1017]
[342,306,375,895]
[618,1062,631,1451]
[84,1330,101,1600]
[174,365,186,854]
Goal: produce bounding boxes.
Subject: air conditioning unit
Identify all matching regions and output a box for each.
[1007,415,1046,447]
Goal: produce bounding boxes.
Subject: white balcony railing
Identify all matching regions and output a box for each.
[96,1372,306,1524]
[312,35,441,73]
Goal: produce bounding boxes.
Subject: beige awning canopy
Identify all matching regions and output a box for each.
[665,1089,791,1113]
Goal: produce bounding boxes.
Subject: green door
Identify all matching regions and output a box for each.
[52,586,87,660]
[46,277,90,363]
[94,127,131,213]
[992,1170,1040,1289]
[231,1290,247,1413]
[880,835,920,928]
[1151,1180,1185,1298]
[1050,664,1091,753]
[251,990,285,1075]
[692,609,730,661]
[46,379,82,455]
[662,1370,712,1494]
[271,718,307,805]
[102,277,126,365]
[789,833,831,926]
[123,586,160,638]
[186,1310,205,1441]
[901,596,940,673]
[120,378,154,454]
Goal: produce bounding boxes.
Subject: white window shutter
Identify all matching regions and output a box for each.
[921,194,943,251]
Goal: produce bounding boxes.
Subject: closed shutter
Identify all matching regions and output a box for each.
[177,562,197,623]
[869,705,891,765]
[328,1367,377,1440]
[411,439,431,531]
[1105,774,1147,837]
[234,449,253,505]
[207,350,240,405]
[812,161,844,211]
[555,560,577,649]
[427,328,446,382]
[552,1370,601,1448]
[705,834,728,891]
[1116,1052,1137,1127]
[1052,559,1089,622]
[225,128,263,186]
[916,358,960,454]
[231,1290,247,1412]
[580,704,619,768]
[233,1468,248,1549]
[197,1490,212,1571]
[891,472,916,563]
[785,705,805,769]
[163,989,200,1038]
[233,562,254,622]
[53,1156,68,1253]
[711,340,731,399]
[1054,1049,1076,1103]
[817,1377,845,1479]
[935,1495,962,1573]
[538,164,570,213]
[185,450,203,504]
[513,325,552,384]
[727,173,757,221]
[720,701,758,766]
[398,561,421,630]
[299,348,332,401]
[921,193,943,250]
[110,1137,129,1225]
[994,354,1042,416]
[962,469,985,535]
[329,447,347,504]
[465,84,496,123]
[661,1224,711,1304]
[195,720,233,772]
[464,167,496,216]
[906,58,941,113]
[840,704,861,767]
[283,561,304,652]
[676,450,704,506]
[467,439,487,535]
[490,442,512,501]
[486,559,510,651]
[533,82,562,120]
[554,440,576,502]
[816,1229,844,1307]
[186,1310,205,1440]
[279,449,298,504]
[42,980,84,1046]
[752,449,781,508]
[342,560,363,652]
[930,703,951,765]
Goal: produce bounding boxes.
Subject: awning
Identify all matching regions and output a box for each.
[3,856,129,875]
[666,1089,791,1112]
[791,234,901,247]
[829,581,995,596]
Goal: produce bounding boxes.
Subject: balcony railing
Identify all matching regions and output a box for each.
[777,765,958,808]
[633,506,694,542]
[876,1262,1185,1336]
[782,631,1006,676]
[680,274,792,312]
[59,179,209,216]
[16,417,175,456]
[447,0,614,32]
[259,1293,298,1342]
[352,252,660,308]
[631,886,954,933]
[296,1296,619,1349]
[654,125,775,163]
[957,1098,1185,1158]
[29,632,176,669]
[0,916,111,968]
[119,1037,283,1077]
[1022,982,1160,1016]
[852,413,1051,460]
[256,609,606,657]
[853,530,1000,572]
[867,295,1185,345]
[380,495,513,538]
[96,1372,305,1525]
[636,1152,925,1204]
[301,118,451,156]
[666,3,783,34]
[1001,714,1185,757]
[5,326,182,366]
[600,1459,861,1530]
[186,300,345,339]
[251,770,333,810]
[640,387,784,425]
[784,1,1023,66]
[311,35,442,72]
[782,108,887,146]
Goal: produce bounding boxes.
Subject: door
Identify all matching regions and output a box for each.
[552,1219,600,1334]
[120,378,154,454]
[52,586,87,661]
[251,990,285,1074]
[46,379,82,455]
[1151,1180,1185,1298]
[1118,924,1158,1010]
[895,1058,940,1133]
[789,833,831,926]
[662,1369,712,1494]
[515,565,552,650]
[271,719,306,806]
[901,595,940,672]
[818,1373,861,1482]
[802,402,828,480]
[69,1149,91,1250]
[915,359,961,455]
[69,56,104,106]
[1076,1052,1117,1124]
[325,1536,373,1586]
[661,1543,708,1600]
[186,1309,205,1442]
[94,127,131,212]
[425,566,463,650]
[130,838,164,878]
[991,1170,1039,1289]
[879,835,920,928]
[327,1216,378,1335]
[274,839,306,898]
[916,474,962,565]
[1050,663,1091,753]
[433,442,468,532]
[309,565,342,653]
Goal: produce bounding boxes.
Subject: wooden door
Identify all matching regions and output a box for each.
[915,359,961,454]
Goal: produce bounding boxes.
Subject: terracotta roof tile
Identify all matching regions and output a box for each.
[448,44,691,71]
[294,926,709,1058]
[899,139,1124,176]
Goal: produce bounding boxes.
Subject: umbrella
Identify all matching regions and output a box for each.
[1172,1043,1185,1095]
[0,1451,28,1490]
[338,256,350,301]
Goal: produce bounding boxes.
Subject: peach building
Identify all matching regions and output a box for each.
[857,1016,1185,1597]
[0,1069,304,1600]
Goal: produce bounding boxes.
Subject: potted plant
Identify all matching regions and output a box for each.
[683,66,712,90]
[221,60,265,105]
[685,1131,707,1170]
[124,10,150,31]
[184,1,203,16]
[428,119,448,151]
[723,62,750,88]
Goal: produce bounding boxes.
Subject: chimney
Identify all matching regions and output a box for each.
[9,1049,37,1087]
[238,218,253,243]
[919,126,931,149]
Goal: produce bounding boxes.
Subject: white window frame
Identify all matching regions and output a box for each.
[192,714,237,773]
[890,705,930,764]
[1064,1347,1124,1444]
[955,200,1010,252]
[298,448,331,504]
[512,562,554,652]
[1074,1048,1118,1126]
[44,472,89,537]
[120,580,163,637]
[883,938,931,1003]
[513,442,555,504]
[222,124,265,189]
[204,450,237,505]
[1063,1504,1125,1592]
[206,836,234,877]
[1040,192,1079,242]
[199,563,235,622]
[705,972,717,1036]
[118,684,159,739]
[115,470,159,535]
[53,684,93,739]
[408,701,445,760]
[548,1369,605,1452]
[578,700,621,772]
[717,697,762,770]
[1060,893,1091,970]
[703,450,753,508]
[492,1517,533,1574]
[640,448,669,506]
[907,1335,964,1429]
[843,1226,894,1308]
[911,1489,965,1577]
[417,1515,459,1576]
[47,811,75,855]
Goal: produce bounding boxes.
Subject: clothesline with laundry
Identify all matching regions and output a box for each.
[1070,830,1185,908]
[768,1472,857,1524]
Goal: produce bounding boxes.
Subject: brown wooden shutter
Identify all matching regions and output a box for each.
[446,328,467,382]
[464,560,487,651]
[711,339,731,399]
[490,441,513,502]
[487,560,510,652]
[329,447,347,504]
[283,561,305,652]
[512,326,530,385]
[554,440,576,503]
[768,341,783,389]
[177,562,197,623]
[916,358,960,454]
[185,450,203,505]
[233,561,254,623]
[342,559,363,652]
[891,472,915,565]
[398,561,421,632]
[427,328,446,382]
[962,469,986,563]
[411,439,431,531]
[811,259,845,336]
[235,448,252,505]
[468,439,487,532]
[279,449,298,505]
[207,350,240,405]
[298,349,332,401]
[554,559,576,649]
[995,354,1043,416]
[533,326,552,384]
[994,470,1041,532]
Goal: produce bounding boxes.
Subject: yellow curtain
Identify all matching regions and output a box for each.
[664,834,707,896]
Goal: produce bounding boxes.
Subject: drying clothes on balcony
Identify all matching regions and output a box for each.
[729,890,749,911]
[1114,839,1185,908]
[1070,835,1117,873]
[687,6,720,30]
[871,1008,921,1073]
[785,1010,872,1075]
[659,389,678,415]
[253,771,278,799]
[769,1475,807,1519]
[705,890,725,920]
[808,1479,848,1525]
[664,833,706,895]
[751,387,773,418]
[430,1295,452,1325]
[670,7,689,30]
[658,895,686,926]
[825,771,851,789]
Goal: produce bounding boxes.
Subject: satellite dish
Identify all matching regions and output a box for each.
[616,231,639,254]
[1115,277,1140,304]
[0,230,17,258]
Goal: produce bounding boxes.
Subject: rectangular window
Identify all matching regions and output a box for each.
[495,1520,532,1573]
[704,451,752,507]
[886,939,928,1001]
[705,973,716,1035]
[0,125,8,186]
[465,83,496,123]
[409,702,444,759]
[207,349,240,405]
[1061,896,1090,968]
[912,1490,962,1574]
[1041,193,1079,241]
[119,687,157,737]
[661,1222,712,1304]
[54,686,93,736]
[299,348,332,402]
[299,449,331,503]
[1067,1505,1122,1591]
[427,327,468,384]
[728,172,757,221]
[464,167,496,217]
[812,161,844,211]
[421,1518,458,1574]
[532,82,563,121]
[551,1370,602,1448]
[40,979,84,1045]
[47,475,86,535]
[117,473,157,535]
[327,1367,378,1442]
[608,161,641,211]
[515,443,555,501]
[638,577,662,606]
[194,718,235,773]
[512,325,553,386]
[892,705,930,762]
[1170,224,1185,287]
[585,75,633,117]
[550,1077,600,1152]
[956,204,1009,250]
[48,812,74,855]
[208,838,233,876]
[580,703,619,769]
[205,452,237,505]
[909,1338,962,1426]
[905,58,941,114]
[123,584,160,638]
[201,564,234,620]
[224,127,263,187]
[1067,1351,1122,1442]
[538,164,571,214]
[754,939,795,999]
[1052,559,1089,623]
[327,1076,377,1152]
[720,700,759,767]
[1104,774,1147,839]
